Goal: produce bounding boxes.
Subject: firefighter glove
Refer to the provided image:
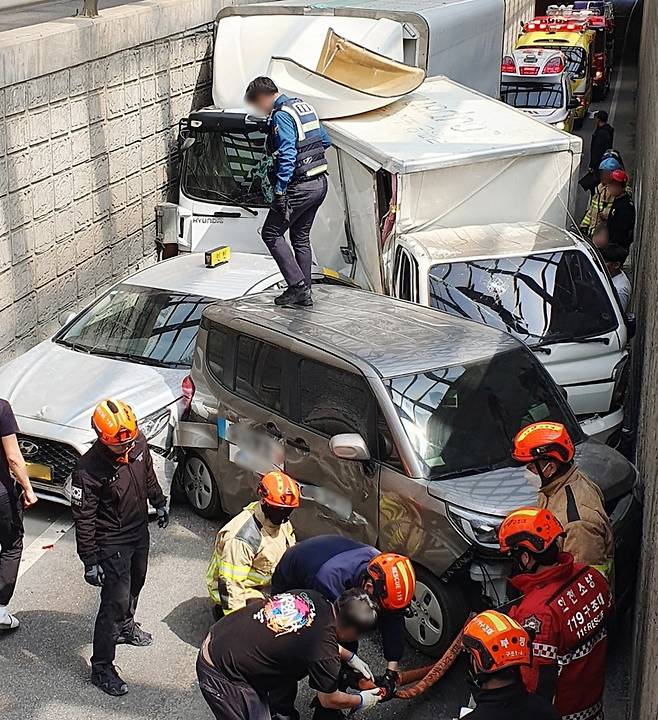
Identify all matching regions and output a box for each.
[84,564,105,587]
[157,507,169,529]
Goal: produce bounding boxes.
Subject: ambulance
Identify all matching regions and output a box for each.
[516,17,596,125]
[501,47,579,131]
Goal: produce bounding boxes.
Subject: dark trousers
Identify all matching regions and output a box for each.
[0,492,23,606]
[196,652,271,720]
[269,681,300,720]
[91,534,149,667]
[261,175,328,287]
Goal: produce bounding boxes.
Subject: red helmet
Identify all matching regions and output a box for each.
[367,553,416,611]
[610,169,629,184]
[512,422,574,464]
[498,507,565,554]
[257,471,300,509]
[463,611,531,674]
[91,399,138,446]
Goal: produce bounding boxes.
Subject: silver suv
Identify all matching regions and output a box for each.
[178,286,641,656]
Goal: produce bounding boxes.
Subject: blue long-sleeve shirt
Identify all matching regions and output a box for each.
[271,535,406,662]
[269,95,331,195]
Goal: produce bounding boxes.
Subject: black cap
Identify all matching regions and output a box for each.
[595,110,609,122]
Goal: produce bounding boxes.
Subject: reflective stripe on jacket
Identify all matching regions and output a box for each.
[206,502,295,613]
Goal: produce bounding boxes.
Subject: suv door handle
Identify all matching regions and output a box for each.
[265,422,282,439]
[286,437,310,453]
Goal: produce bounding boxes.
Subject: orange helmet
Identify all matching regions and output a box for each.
[512,422,574,464]
[498,507,565,554]
[367,553,416,611]
[257,471,301,509]
[463,611,531,674]
[92,399,138,446]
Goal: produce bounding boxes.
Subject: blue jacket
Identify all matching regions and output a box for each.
[271,535,406,662]
[267,94,331,195]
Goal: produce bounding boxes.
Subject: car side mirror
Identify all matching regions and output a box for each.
[568,98,580,109]
[180,136,196,152]
[625,312,636,339]
[58,310,76,327]
[329,433,371,462]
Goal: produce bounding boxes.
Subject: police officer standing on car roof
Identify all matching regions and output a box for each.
[245,76,331,309]
[71,399,169,697]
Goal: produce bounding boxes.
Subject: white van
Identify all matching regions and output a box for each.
[389,222,632,443]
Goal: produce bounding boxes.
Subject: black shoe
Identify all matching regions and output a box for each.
[274,284,299,306]
[117,622,152,646]
[91,664,129,696]
[275,282,312,307]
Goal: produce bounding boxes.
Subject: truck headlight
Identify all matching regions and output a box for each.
[447,505,502,549]
[139,408,171,445]
[611,356,630,411]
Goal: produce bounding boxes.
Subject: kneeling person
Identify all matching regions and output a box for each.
[196,589,383,720]
[206,471,298,615]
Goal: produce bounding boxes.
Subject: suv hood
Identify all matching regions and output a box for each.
[0,340,186,430]
[428,437,637,517]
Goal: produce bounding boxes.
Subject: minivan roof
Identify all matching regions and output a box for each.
[401,221,581,264]
[203,286,519,378]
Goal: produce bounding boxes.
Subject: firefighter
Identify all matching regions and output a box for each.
[512,421,614,578]
[500,507,612,720]
[460,610,560,720]
[71,399,169,697]
[245,76,331,308]
[271,535,415,710]
[206,471,298,616]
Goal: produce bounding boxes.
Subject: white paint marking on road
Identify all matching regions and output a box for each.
[18,514,74,578]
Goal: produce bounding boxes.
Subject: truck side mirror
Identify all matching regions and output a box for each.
[568,98,580,109]
[625,312,636,339]
[329,433,371,461]
[58,310,76,327]
[180,137,196,152]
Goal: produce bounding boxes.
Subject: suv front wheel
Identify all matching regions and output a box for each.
[405,566,468,658]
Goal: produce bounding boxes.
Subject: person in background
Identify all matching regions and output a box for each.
[500,508,612,720]
[196,588,383,720]
[244,76,331,308]
[460,610,560,720]
[600,243,632,312]
[606,169,635,248]
[580,156,624,236]
[511,421,614,578]
[589,110,614,178]
[0,399,38,631]
[206,471,298,617]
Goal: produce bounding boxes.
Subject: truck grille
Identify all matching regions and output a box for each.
[17,435,80,486]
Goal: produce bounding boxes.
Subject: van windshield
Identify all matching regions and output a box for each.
[501,81,564,109]
[387,348,580,479]
[428,250,617,346]
[182,128,272,207]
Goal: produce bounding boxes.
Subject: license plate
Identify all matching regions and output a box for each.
[26,462,53,482]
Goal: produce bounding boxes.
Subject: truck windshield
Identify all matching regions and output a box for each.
[55,284,214,368]
[428,250,617,346]
[387,348,580,479]
[182,128,272,207]
[501,81,564,109]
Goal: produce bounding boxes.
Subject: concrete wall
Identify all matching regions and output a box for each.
[0,0,232,362]
[630,0,658,715]
[503,0,535,53]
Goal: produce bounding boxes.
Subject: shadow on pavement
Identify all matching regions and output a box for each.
[163,595,214,649]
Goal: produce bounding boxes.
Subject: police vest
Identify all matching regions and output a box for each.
[271,98,328,181]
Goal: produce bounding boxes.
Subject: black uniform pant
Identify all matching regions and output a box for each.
[0,492,23,606]
[261,174,328,288]
[91,533,149,667]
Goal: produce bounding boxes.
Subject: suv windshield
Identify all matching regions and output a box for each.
[387,348,580,479]
[501,81,564,109]
[182,128,271,207]
[428,250,617,346]
[56,284,214,368]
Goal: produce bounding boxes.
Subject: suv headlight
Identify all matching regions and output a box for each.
[447,505,502,550]
[139,408,172,445]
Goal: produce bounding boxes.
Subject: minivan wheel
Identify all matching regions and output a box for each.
[405,567,468,658]
[182,452,222,518]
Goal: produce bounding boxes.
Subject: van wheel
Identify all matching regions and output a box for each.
[405,567,468,658]
[182,452,222,518]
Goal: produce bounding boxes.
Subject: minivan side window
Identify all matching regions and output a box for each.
[235,335,286,413]
[299,360,374,445]
[206,326,229,386]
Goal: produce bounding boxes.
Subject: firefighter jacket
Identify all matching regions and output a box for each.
[580,181,632,234]
[206,502,295,613]
[71,433,167,566]
[508,553,612,720]
[537,465,614,579]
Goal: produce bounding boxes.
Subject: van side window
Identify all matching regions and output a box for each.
[299,360,374,445]
[206,327,229,386]
[236,336,285,413]
[394,246,419,302]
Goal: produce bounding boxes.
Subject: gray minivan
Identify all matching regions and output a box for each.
[178,286,641,656]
